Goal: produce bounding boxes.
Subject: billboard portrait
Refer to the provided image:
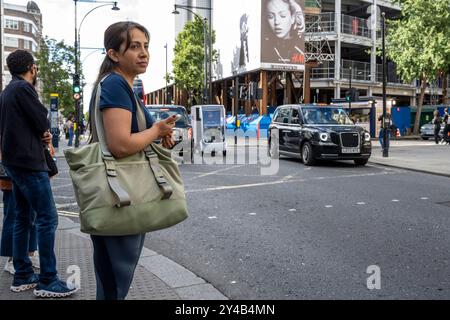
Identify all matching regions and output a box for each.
[261,0,305,69]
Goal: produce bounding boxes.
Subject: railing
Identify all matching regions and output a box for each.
[305,12,335,33]
[376,63,404,84]
[341,14,371,38]
[306,13,371,39]
[341,60,371,81]
[311,61,335,79]
[311,59,408,85]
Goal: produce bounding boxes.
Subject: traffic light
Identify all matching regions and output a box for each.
[73,74,81,100]
[345,91,351,102]
[345,88,359,102]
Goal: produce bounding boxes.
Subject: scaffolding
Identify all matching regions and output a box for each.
[304,13,335,63]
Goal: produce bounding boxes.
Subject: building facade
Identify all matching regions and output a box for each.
[149,0,449,128]
[1,0,42,91]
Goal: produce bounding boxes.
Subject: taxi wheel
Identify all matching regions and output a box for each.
[301,142,316,166]
[268,139,279,159]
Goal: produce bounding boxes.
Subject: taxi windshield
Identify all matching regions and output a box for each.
[302,107,353,125]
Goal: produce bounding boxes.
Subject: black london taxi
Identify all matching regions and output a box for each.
[268,105,372,166]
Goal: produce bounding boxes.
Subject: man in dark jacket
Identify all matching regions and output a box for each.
[0,50,76,297]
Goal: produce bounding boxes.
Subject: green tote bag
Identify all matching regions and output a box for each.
[64,76,188,236]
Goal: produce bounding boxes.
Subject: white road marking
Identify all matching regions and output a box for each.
[51,183,74,190]
[357,202,366,205]
[56,203,79,209]
[57,210,78,217]
[289,209,297,212]
[186,171,396,194]
[54,196,76,200]
[208,216,217,220]
[248,213,257,216]
[191,165,246,180]
[325,205,333,208]
[392,199,400,202]
[421,197,429,200]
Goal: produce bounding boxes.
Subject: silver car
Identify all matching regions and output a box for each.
[420,121,444,140]
[146,105,194,162]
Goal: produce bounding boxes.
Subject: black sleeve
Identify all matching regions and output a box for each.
[18,83,49,135]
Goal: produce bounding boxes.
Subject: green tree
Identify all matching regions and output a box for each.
[386,0,450,134]
[173,16,215,108]
[36,37,80,118]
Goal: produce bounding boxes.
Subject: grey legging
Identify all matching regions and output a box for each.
[90,234,145,300]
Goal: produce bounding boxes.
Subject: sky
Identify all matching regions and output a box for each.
[14,0,179,112]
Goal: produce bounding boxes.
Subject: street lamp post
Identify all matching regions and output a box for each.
[164,43,168,104]
[381,12,389,157]
[172,4,212,104]
[349,66,352,114]
[73,0,119,147]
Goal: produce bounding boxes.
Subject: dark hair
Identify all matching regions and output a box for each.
[6,49,35,76]
[94,21,150,87]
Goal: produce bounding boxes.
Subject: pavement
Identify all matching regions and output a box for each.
[369,138,450,177]
[0,135,228,300]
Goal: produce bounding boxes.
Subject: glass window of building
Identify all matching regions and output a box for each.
[23,40,31,50]
[32,25,37,35]
[32,42,38,52]
[5,19,19,30]
[24,23,31,33]
[5,37,19,48]
[5,19,17,30]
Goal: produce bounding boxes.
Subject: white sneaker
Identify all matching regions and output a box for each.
[29,252,40,269]
[3,259,15,275]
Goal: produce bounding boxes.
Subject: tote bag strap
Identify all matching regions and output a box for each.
[134,95,173,200]
[92,74,131,207]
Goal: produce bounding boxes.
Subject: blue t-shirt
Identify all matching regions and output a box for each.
[99,73,153,133]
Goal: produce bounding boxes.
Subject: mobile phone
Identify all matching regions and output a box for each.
[171,114,182,122]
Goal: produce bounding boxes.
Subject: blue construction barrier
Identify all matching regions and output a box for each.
[391,106,411,136]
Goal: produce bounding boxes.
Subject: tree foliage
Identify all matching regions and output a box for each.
[386,0,450,133]
[172,16,216,107]
[36,37,80,118]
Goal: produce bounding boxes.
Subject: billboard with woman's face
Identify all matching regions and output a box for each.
[261,0,305,70]
[212,0,305,80]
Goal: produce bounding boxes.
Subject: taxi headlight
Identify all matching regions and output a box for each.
[319,133,329,142]
[364,132,371,142]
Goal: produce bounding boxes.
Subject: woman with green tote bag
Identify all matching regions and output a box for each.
[87,21,179,300]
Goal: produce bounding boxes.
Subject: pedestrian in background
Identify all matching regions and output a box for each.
[0,160,40,275]
[66,117,74,146]
[432,110,442,144]
[0,49,76,297]
[89,21,176,300]
[378,113,392,149]
[442,108,449,145]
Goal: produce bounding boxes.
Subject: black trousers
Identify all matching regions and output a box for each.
[91,234,145,300]
[435,128,441,144]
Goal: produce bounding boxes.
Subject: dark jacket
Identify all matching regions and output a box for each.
[0,75,49,171]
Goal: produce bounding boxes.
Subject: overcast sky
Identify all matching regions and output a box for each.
[14,0,179,112]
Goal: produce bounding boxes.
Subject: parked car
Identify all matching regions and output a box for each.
[268,105,372,166]
[420,121,444,140]
[146,105,193,162]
